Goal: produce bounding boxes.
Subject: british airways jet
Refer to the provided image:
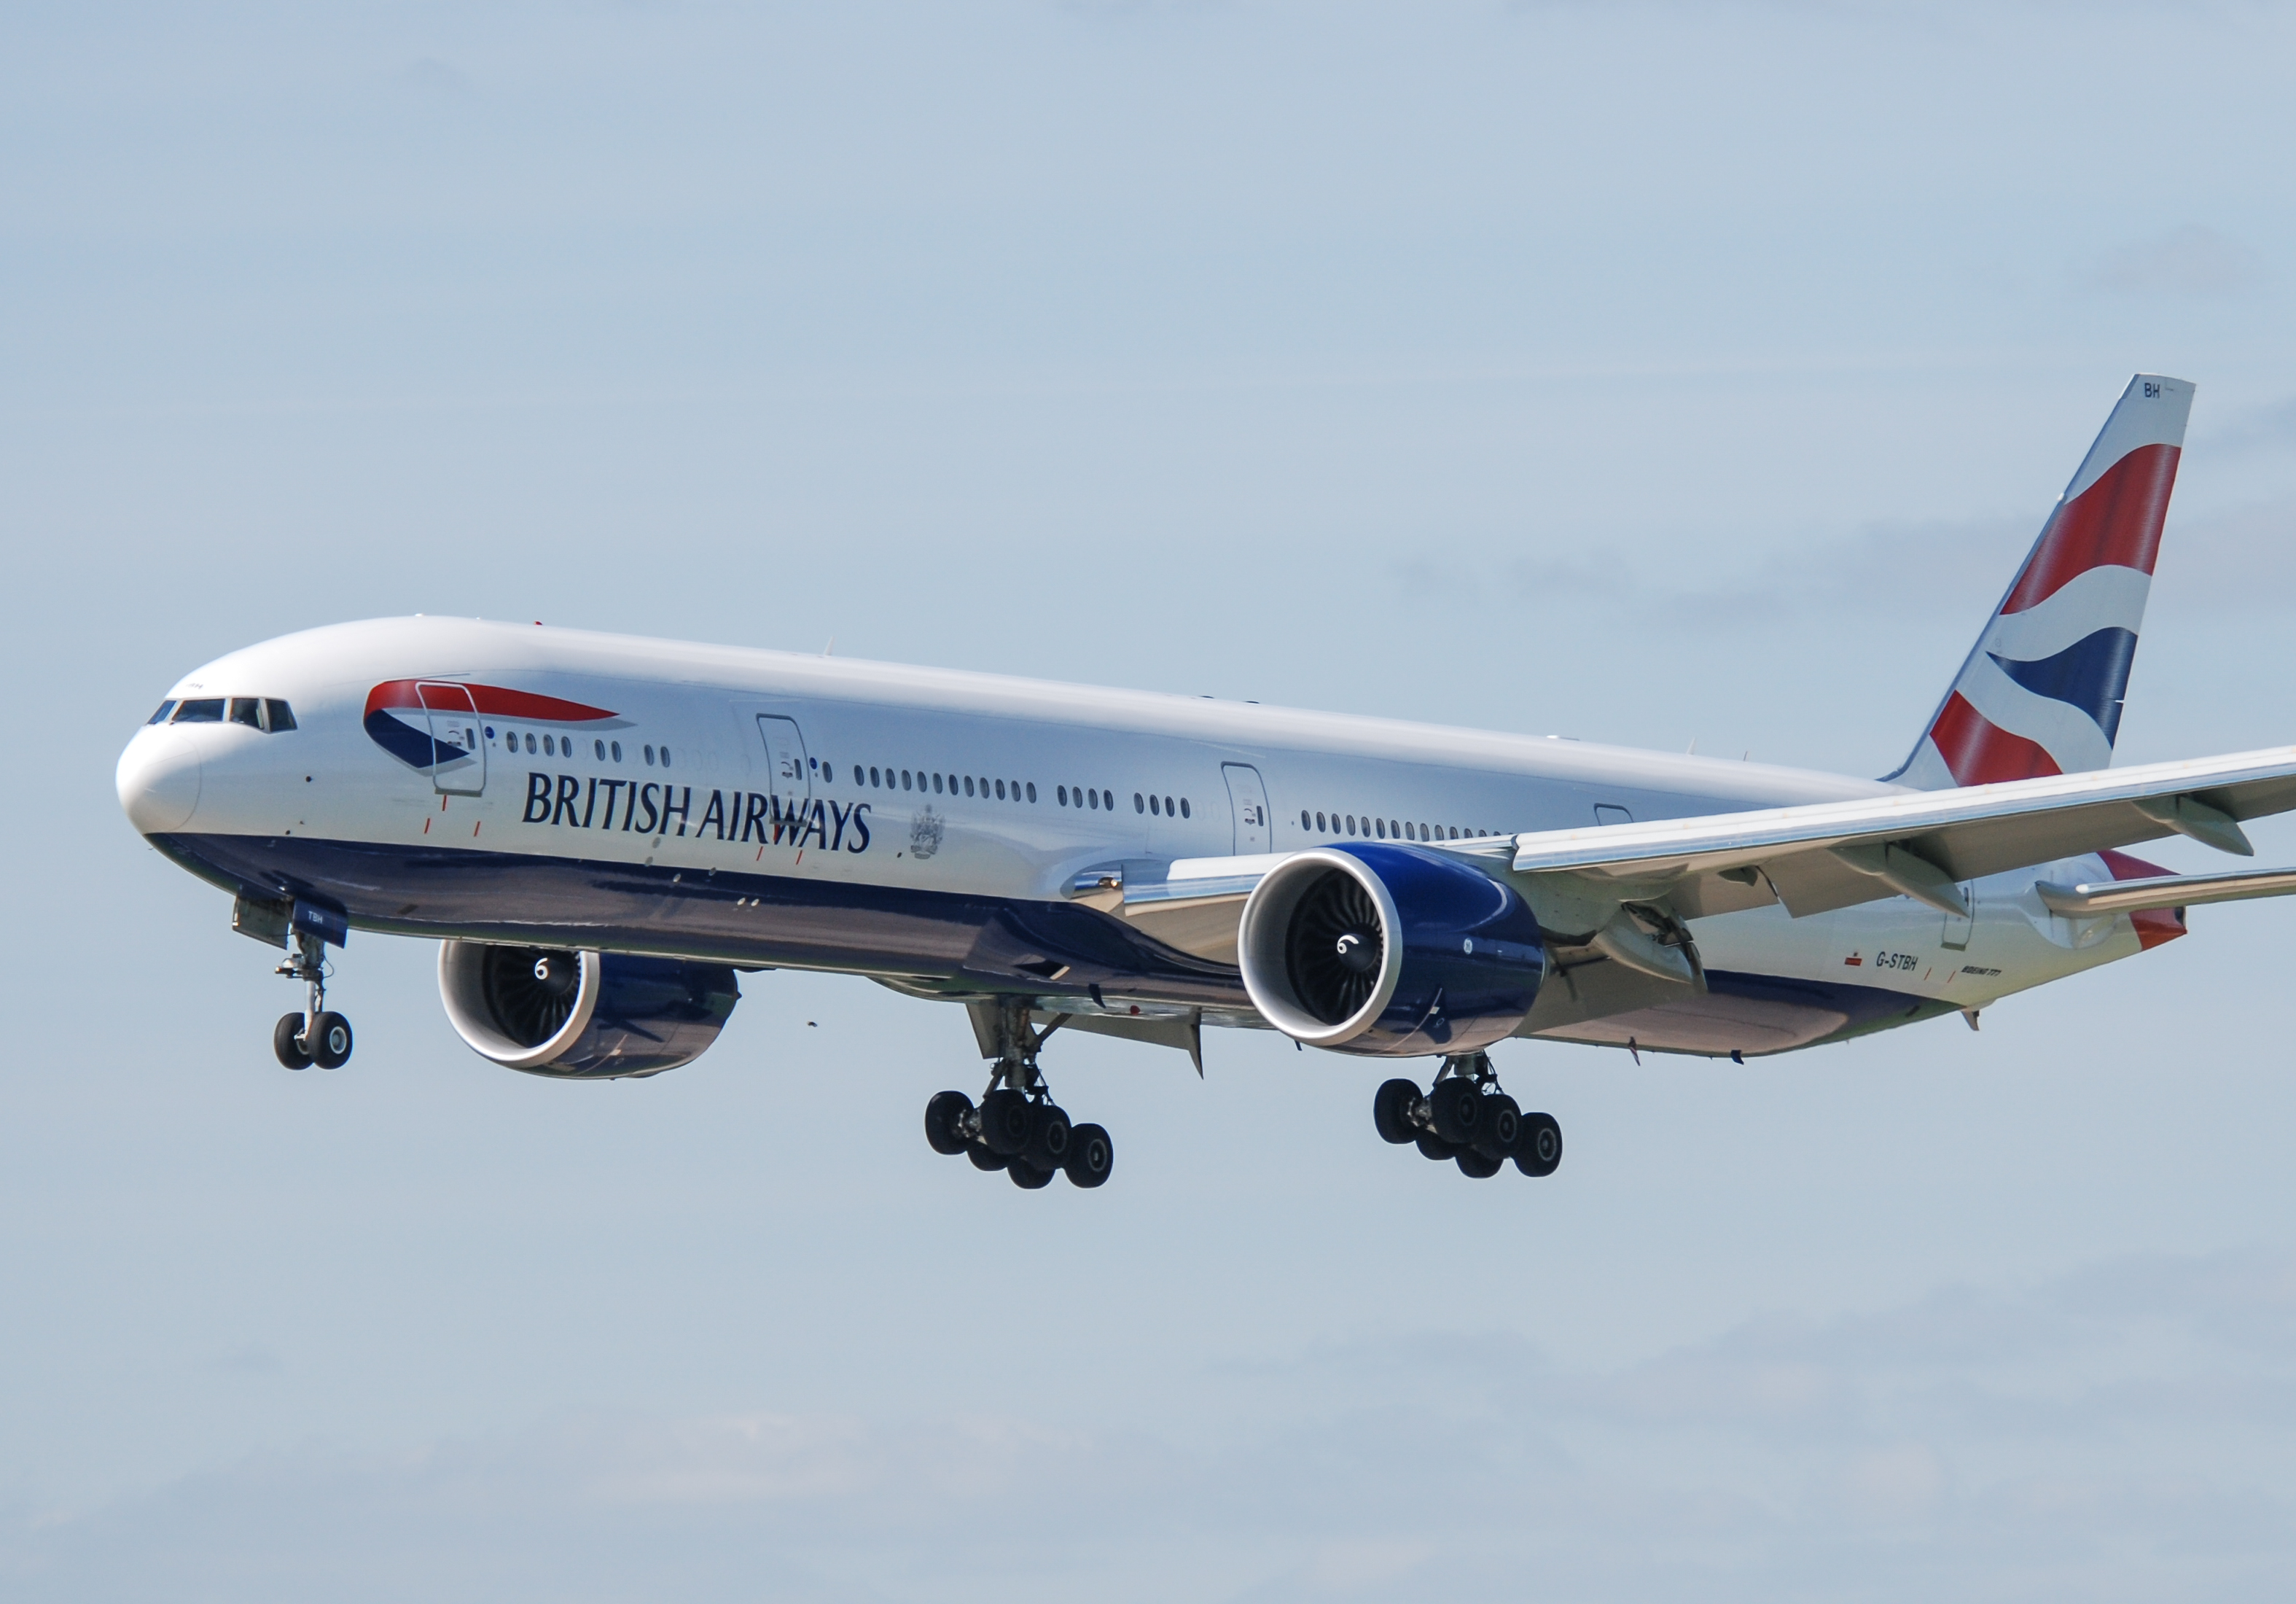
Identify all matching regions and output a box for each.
[116,376,2296,1188]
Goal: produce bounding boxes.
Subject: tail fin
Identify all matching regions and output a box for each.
[1887,374,2194,790]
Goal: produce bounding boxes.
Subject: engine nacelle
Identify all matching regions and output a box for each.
[1238,844,1547,1056]
[437,941,741,1078]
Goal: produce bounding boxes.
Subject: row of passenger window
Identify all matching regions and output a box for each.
[498,728,672,768]
[837,763,1040,803]
[1133,792,1191,818]
[823,764,1148,816]
[151,698,297,733]
[1303,809,1493,844]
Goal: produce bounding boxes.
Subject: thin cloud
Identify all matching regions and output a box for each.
[9,1250,2292,1603]
[2085,225,2267,299]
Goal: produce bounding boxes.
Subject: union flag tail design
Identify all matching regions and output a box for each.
[1888,374,2194,790]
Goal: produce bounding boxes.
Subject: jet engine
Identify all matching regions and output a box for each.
[1238,844,1547,1056]
[437,941,741,1078]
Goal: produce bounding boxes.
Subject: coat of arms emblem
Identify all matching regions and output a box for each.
[909,806,945,860]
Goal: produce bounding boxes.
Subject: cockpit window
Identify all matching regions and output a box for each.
[229,698,263,728]
[147,701,177,725]
[173,698,224,723]
[264,699,297,732]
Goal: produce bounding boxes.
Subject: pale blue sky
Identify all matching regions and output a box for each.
[5,4,2296,1599]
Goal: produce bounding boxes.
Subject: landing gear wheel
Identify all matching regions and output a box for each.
[1472,1094,1521,1162]
[1415,1131,1459,1163]
[979,1089,1034,1156]
[1064,1124,1113,1188]
[1023,1104,1072,1169]
[1372,1078,1422,1145]
[1456,1148,1503,1179]
[925,1091,974,1156]
[273,1013,312,1070]
[1007,1159,1055,1189]
[1514,1113,1562,1177]
[968,1145,1010,1173]
[1426,1078,1483,1146]
[308,1012,353,1070]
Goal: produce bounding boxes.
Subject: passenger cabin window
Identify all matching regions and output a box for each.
[173,698,224,723]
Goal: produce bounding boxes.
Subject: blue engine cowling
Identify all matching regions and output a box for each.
[437,940,741,1078]
[1237,844,1546,1056]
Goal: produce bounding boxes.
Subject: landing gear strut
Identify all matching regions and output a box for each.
[924,1000,1112,1189]
[1374,1051,1558,1180]
[273,928,354,1070]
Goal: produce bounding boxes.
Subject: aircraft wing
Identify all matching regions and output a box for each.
[1077,746,2296,967]
[1499,744,2296,921]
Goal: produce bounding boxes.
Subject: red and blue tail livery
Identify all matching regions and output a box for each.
[363,679,620,776]
[1890,374,2192,790]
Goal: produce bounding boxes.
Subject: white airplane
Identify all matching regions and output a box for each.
[116,375,2296,1188]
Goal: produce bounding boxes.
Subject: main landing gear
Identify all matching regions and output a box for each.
[271,929,354,1070]
[1374,1051,1559,1180]
[924,1000,1112,1191]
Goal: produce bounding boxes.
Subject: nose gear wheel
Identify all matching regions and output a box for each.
[270,927,356,1072]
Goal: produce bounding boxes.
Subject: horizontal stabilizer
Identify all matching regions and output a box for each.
[2037,865,2296,916]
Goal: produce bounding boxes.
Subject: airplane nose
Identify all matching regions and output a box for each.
[117,729,203,833]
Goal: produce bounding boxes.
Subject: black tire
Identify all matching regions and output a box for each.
[1426,1078,1482,1145]
[1372,1078,1422,1144]
[1064,1123,1113,1188]
[1514,1113,1562,1177]
[968,1144,1010,1172]
[1024,1103,1073,1170]
[1415,1131,1459,1162]
[308,1012,353,1070]
[1456,1148,1503,1179]
[979,1089,1033,1156]
[1472,1094,1521,1161]
[924,1091,973,1156]
[273,1013,311,1070]
[1007,1159,1055,1190]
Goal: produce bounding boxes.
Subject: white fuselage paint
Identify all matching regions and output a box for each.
[118,618,2158,1058]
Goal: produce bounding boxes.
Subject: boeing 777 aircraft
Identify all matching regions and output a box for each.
[117,375,2296,1188]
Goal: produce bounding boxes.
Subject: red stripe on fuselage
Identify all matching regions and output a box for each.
[2001,443,2181,614]
[2099,846,2189,950]
[364,680,617,723]
[1926,691,2063,787]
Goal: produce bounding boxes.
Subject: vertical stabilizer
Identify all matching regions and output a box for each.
[1888,375,2193,790]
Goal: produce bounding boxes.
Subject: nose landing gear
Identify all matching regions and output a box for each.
[1374,1051,1558,1180]
[270,926,354,1070]
[924,1000,1113,1189]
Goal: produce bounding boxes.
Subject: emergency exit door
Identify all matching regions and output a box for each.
[1222,763,1270,854]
